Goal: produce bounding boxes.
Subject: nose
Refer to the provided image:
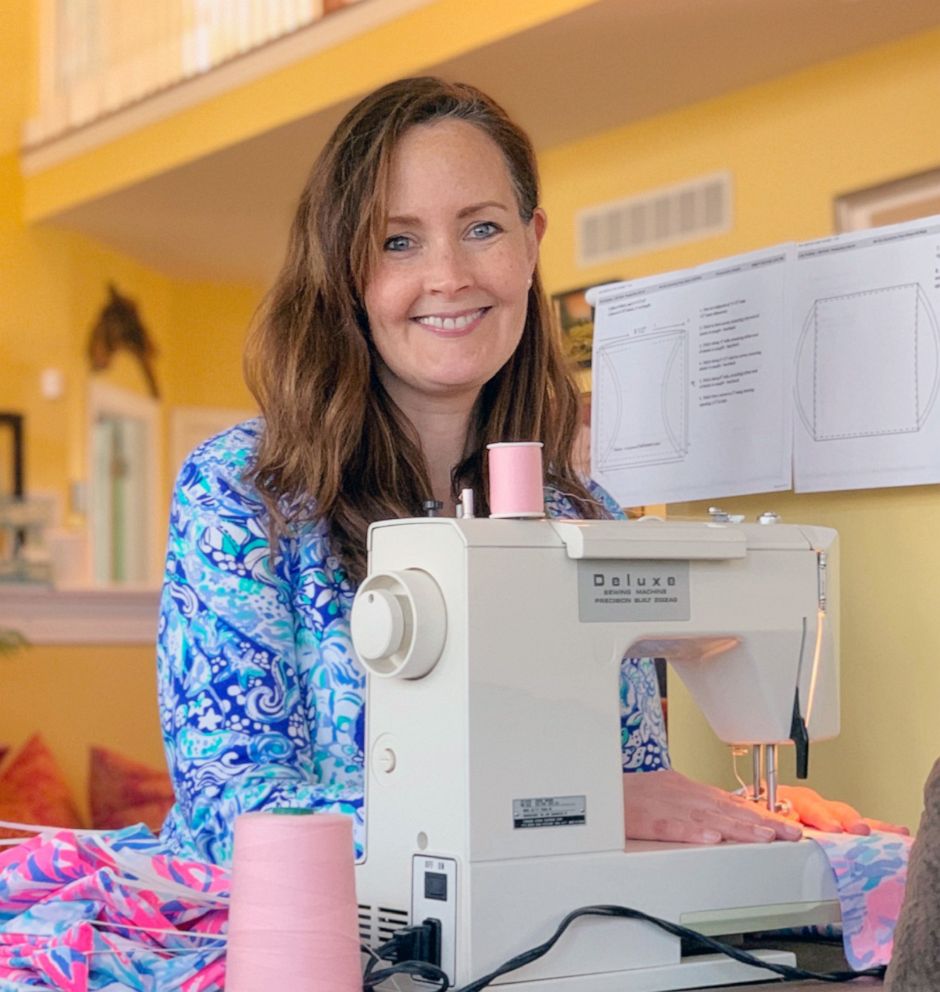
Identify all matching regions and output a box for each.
[425,240,471,295]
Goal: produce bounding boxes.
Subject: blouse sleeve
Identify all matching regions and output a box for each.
[156,423,364,865]
[553,480,671,772]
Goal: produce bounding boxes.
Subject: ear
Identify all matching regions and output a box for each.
[532,207,547,246]
[526,207,548,271]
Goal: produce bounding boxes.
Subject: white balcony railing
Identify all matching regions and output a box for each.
[24,0,366,148]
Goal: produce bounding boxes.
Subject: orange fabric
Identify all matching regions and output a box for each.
[0,734,84,838]
[89,746,174,832]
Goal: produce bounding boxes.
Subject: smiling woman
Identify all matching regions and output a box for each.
[241,76,600,587]
[159,77,620,865]
[149,76,884,872]
[148,75,850,875]
[364,119,545,507]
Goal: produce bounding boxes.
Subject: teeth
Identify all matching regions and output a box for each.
[418,309,483,331]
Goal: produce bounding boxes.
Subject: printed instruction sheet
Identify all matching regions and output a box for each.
[588,214,940,504]
[791,216,940,492]
[589,246,794,507]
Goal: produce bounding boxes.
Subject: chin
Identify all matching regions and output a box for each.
[427,378,489,398]
[423,365,496,394]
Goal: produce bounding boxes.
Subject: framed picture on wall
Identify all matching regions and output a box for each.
[834,166,940,232]
[0,413,24,499]
[0,412,25,565]
[552,284,600,370]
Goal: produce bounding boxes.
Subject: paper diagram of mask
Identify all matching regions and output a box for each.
[795,283,940,441]
[595,327,689,469]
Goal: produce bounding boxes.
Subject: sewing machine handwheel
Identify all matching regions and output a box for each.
[350,569,447,679]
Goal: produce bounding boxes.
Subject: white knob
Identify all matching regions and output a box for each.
[351,569,446,679]
[350,588,404,661]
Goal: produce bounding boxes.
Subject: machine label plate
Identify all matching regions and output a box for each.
[513,795,586,828]
[578,560,690,622]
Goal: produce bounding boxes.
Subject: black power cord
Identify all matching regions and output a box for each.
[362,923,449,991]
[365,903,886,991]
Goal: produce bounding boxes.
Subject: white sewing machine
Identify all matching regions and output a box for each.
[351,515,841,990]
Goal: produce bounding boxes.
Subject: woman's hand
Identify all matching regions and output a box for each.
[621,771,911,845]
[622,769,803,845]
[776,784,910,836]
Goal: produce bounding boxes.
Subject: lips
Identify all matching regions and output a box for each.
[413,307,489,334]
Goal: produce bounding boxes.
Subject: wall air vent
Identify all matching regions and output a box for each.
[577,171,733,266]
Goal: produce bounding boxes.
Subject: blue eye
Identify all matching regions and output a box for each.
[383,234,413,252]
[468,221,500,239]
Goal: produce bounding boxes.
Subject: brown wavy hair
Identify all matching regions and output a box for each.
[244,76,605,583]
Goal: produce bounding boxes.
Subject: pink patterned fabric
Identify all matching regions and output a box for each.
[809,829,914,969]
[0,826,229,990]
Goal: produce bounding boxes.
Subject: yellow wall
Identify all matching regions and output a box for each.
[539,28,940,291]
[539,28,940,829]
[163,281,259,411]
[0,3,259,806]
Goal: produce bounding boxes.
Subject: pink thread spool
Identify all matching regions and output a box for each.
[226,811,361,992]
[487,441,545,518]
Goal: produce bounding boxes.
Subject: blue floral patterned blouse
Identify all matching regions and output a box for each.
[157,419,670,865]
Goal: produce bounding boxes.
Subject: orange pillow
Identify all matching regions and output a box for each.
[0,734,85,838]
[89,746,174,833]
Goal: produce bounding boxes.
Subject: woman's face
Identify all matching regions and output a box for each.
[364,119,545,413]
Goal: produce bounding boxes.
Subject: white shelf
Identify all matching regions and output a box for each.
[0,586,160,645]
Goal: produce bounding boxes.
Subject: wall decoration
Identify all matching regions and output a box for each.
[835,165,940,232]
[88,284,160,398]
[0,412,24,499]
[552,284,600,370]
[0,412,26,572]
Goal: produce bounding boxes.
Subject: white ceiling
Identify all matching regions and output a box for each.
[35,0,940,286]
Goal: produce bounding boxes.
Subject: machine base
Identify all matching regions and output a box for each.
[483,949,795,990]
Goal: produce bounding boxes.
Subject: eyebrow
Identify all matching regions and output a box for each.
[386,200,512,226]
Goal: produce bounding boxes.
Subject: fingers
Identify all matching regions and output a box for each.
[801,796,866,833]
[690,807,777,843]
[622,772,903,846]
[626,809,724,845]
[826,800,870,835]
[862,817,911,836]
[622,769,802,846]
[777,785,903,835]
[782,789,846,832]
[629,800,775,844]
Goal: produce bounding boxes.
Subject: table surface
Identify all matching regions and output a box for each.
[689,982,882,991]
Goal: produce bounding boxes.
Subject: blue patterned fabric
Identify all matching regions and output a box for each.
[157,419,670,865]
